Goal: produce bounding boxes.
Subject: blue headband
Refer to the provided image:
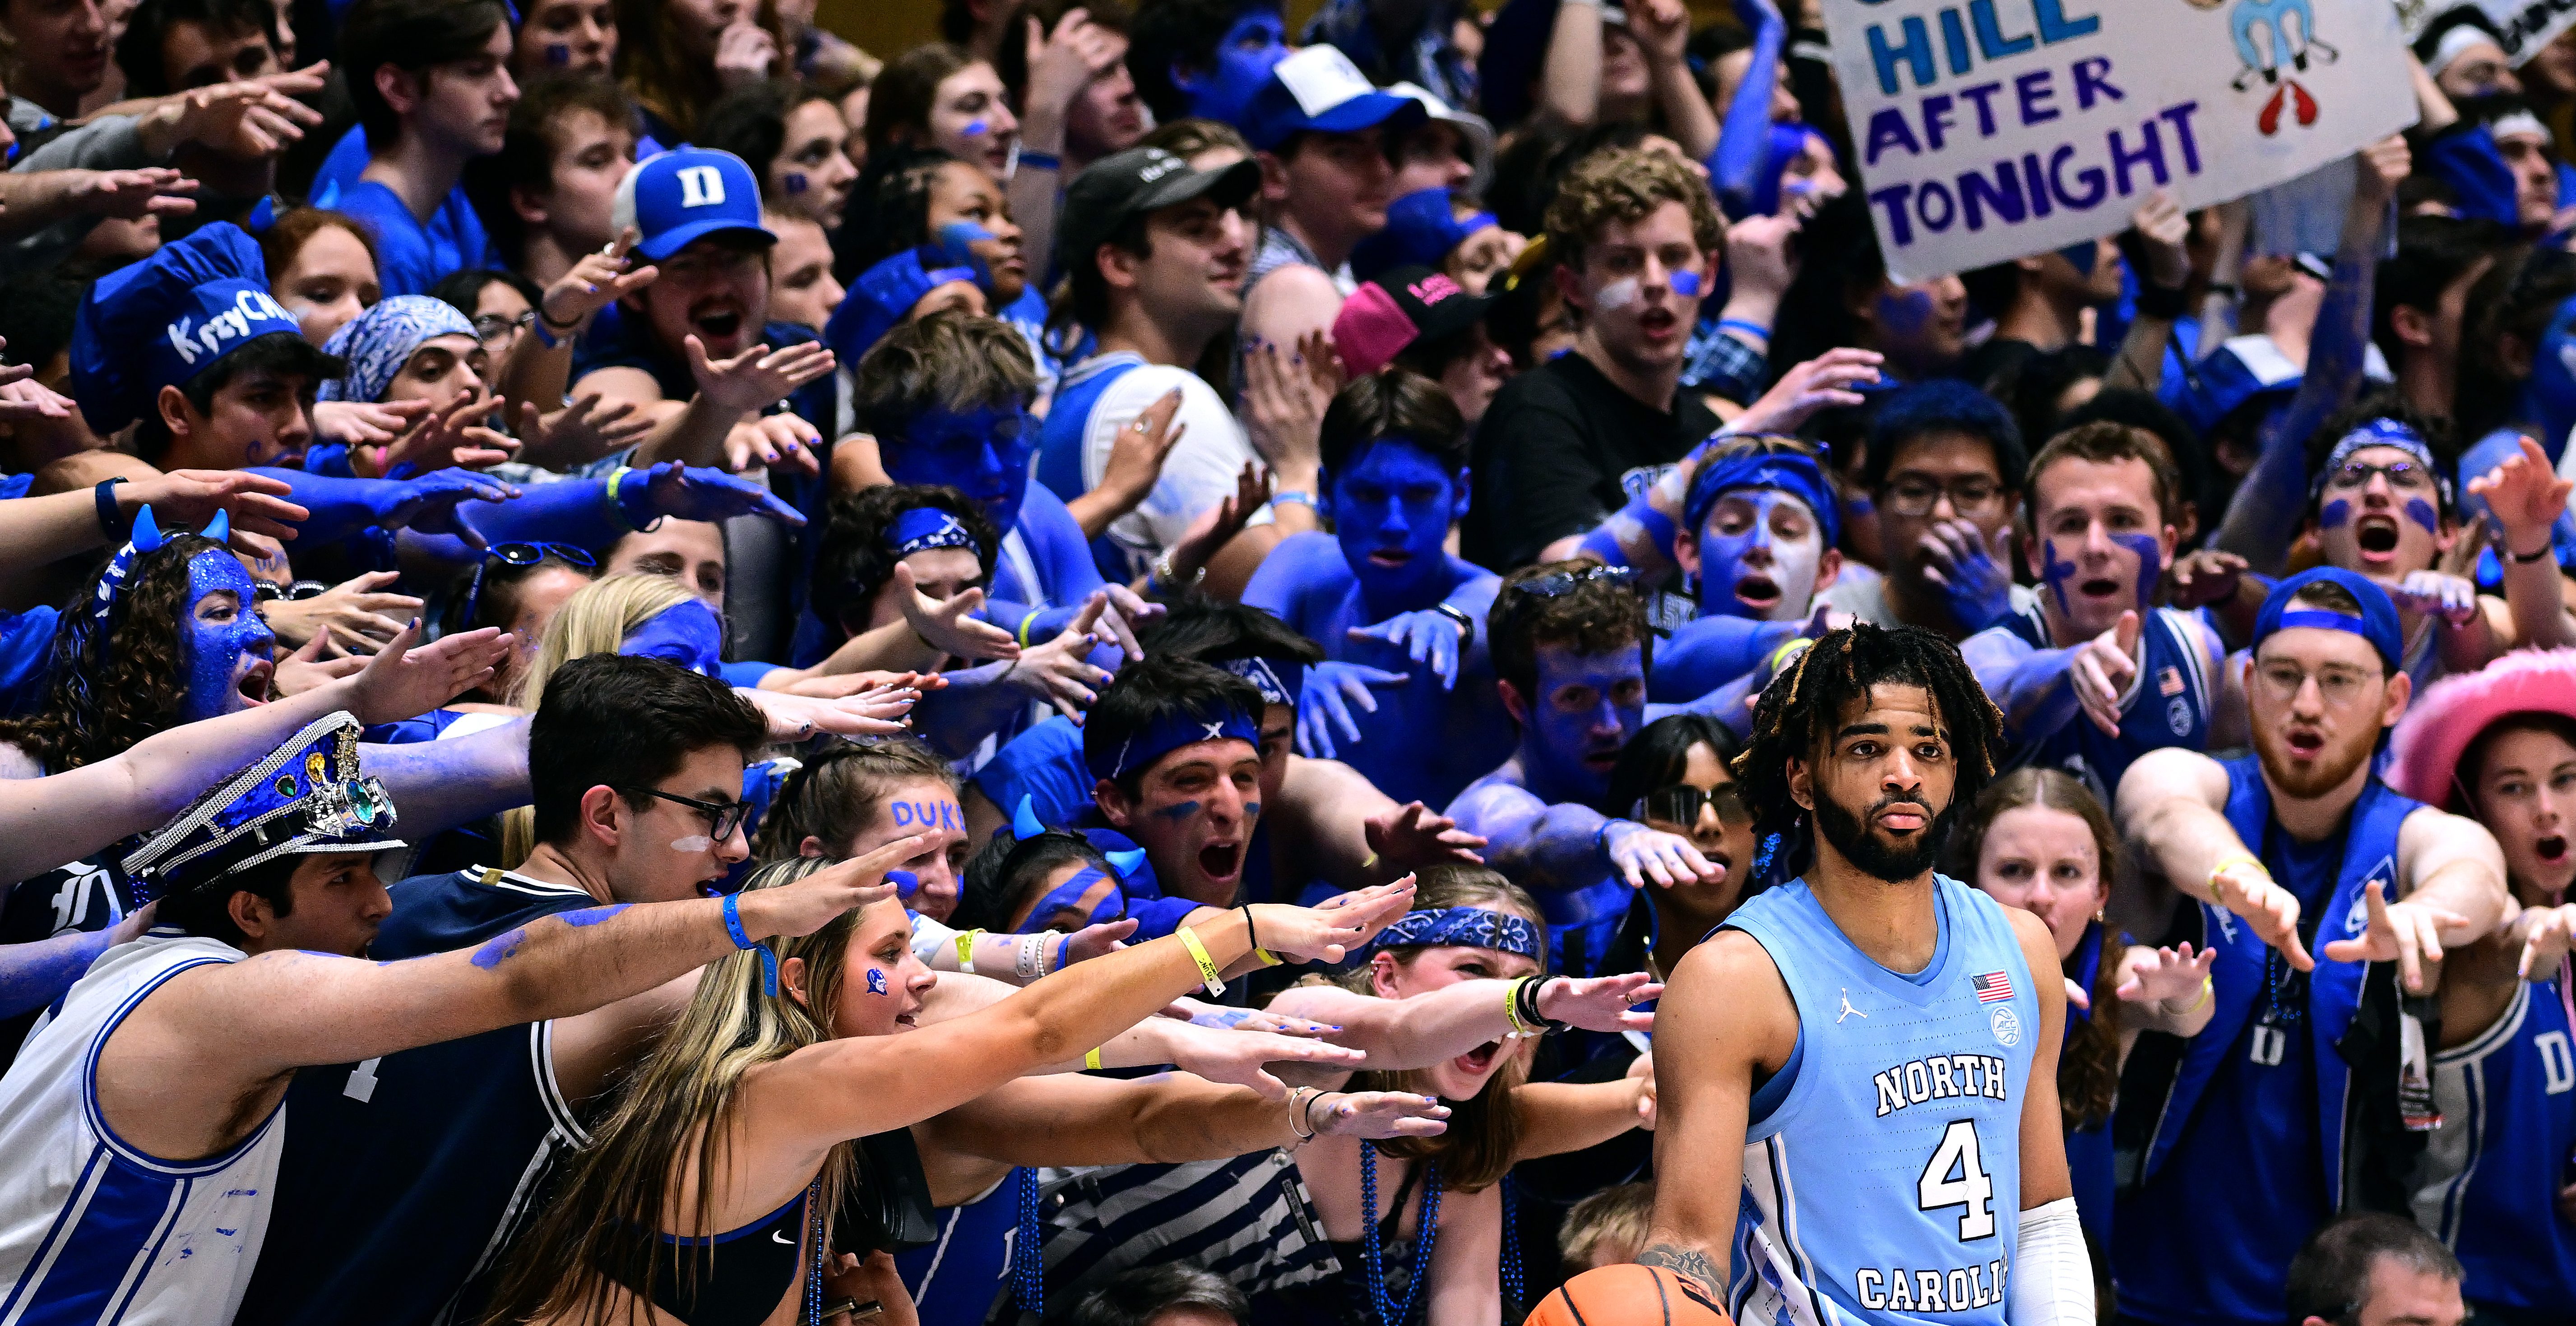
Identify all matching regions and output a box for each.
[2252,567,2405,671]
[317,295,478,406]
[1015,865,1126,932]
[1216,656,1307,710]
[1681,446,1841,550]
[1084,707,1260,782]
[889,507,980,558]
[1361,906,1543,961]
[2310,417,2452,504]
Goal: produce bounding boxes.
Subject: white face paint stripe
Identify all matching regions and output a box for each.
[670,835,713,852]
[1593,277,1640,310]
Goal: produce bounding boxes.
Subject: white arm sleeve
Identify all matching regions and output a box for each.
[2008,1197,2094,1326]
[909,912,957,963]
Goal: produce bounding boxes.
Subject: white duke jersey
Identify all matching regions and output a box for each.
[1721,874,2039,1326]
[0,933,283,1325]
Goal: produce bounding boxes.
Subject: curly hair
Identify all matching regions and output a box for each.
[1542,146,1726,275]
[1486,561,1651,701]
[1733,623,2006,889]
[810,483,998,637]
[0,533,229,773]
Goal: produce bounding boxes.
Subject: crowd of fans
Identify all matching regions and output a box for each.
[0,0,2567,1323]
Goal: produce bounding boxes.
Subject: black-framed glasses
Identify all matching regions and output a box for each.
[253,579,330,603]
[646,788,751,841]
[1636,784,1748,827]
[458,542,601,633]
[1883,477,2004,517]
[472,310,536,345]
[2321,460,2432,493]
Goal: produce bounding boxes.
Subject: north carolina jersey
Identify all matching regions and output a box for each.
[1720,874,2039,1326]
[1994,603,2215,807]
[2413,975,2576,1317]
[0,933,283,1325]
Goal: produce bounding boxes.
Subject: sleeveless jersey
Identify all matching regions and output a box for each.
[1997,603,2215,808]
[896,1169,1024,1325]
[236,869,598,1326]
[2412,975,2576,1318]
[1720,874,2039,1326]
[0,933,284,1326]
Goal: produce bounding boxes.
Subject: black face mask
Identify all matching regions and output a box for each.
[1811,786,1955,883]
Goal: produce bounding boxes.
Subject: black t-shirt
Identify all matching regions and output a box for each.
[1463,352,1719,571]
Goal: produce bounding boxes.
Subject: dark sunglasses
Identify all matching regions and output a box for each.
[647,788,751,841]
[1508,564,1638,599]
[1635,784,1748,827]
[458,543,601,632]
[253,579,330,603]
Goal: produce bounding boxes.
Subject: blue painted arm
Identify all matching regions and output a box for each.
[248,467,517,548]
[908,661,1037,758]
[359,715,532,839]
[0,928,120,1019]
[1961,627,2080,747]
[1448,779,1609,894]
[1712,0,1788,216]
[1648,614,1794,702]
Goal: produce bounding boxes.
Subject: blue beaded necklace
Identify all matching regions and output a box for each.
[801,1176,824,1326]
[1358,1143,1441,1326]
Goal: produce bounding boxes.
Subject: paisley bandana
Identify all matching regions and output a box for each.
[1360,906,1543,960]
[889,507,980,558]
[317,295,477,405]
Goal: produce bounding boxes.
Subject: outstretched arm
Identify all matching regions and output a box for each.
[1450,779,1718,892]
[360,714,532,838]
[1265,974,1657,1081]
[919,1073,1448,1168]
[1710,0,1787,213]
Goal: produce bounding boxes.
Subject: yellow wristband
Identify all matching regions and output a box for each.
[956,929,984,974]
[2206,855,2264,900]
[2182,975,2215,1016]
[1177,925,1226,997]
[1253,947,1283,967]
[1017,610,1043,649]
[1084,1047,1104,1071]
[1767,637,1813,675]
[1503,976,1531,1036]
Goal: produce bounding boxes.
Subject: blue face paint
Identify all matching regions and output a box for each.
[1328,439,1461,614]
[866,967,888,995]
[1875,286,1934,336]
[883,403,1035,531]
[1021,865,1125,931]
[177,550,278,725]
[545,42,571,65]
[1243,801,1260,819]
[2040,539,2078,616]
[961,119,989,138]
[619,599,725,677]
[1181,8,1288,125]
[2057,240,2099,276]
[888,798,964,833]
[1154,799,1202,822]
[471,925,528,969]
[1670,269,1703,298]
[886,869,920,900]
[2321,499,2353,530]
[784,171,809,194]
[1696,490,1826,622]
[1522,642,1646,805]
[2405,498,2440,536]
[2112,532,2163,611]
[561,904,630,927]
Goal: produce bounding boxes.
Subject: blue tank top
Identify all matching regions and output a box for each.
[1720,873,2039,1325]
[1997,604,2215,808]
[2414,973,2576,1317]
[894,1169,1024,1324]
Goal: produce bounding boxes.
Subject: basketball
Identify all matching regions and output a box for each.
[1527,1265,1729,1326]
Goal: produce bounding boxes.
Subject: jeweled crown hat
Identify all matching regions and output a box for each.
[123,712,403,899]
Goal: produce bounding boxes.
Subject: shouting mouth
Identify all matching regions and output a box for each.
[1199,841,1244,883]
[2079,576,2121,601]
[1733,573,1783,612]
[1636,306,1679,342]
[2354,515,2400,562]
[692,307,746,342]
[237,658,274,707]
[2285,728,2326,759]
[2539,834,2569,866]
[1453,1040,1500,1076]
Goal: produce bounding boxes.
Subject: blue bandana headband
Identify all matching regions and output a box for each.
[1682,446,1841,550]
[1216,656,1307,710]
[2310,418,2451,504]
[889,506,980,558]
[1084,707,1260,782]
[318,295,478,406]
[1361,906,1543,961]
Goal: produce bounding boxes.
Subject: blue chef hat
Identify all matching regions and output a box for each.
[824,245,982,368]
[70,222,308,437]
[122,712,403,903]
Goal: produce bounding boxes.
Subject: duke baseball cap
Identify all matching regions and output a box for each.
[1241,46,1426,152]
[1055,147,1260,277]
[615,148,774,261]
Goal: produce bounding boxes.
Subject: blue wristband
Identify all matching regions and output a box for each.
[1056,934,1070,973]
[1719,318,1772,340]
[1017,150,1062,171]
[723,892,779,996]
[94,478,125,541]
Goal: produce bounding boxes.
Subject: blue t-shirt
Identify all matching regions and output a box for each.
[0,606,56,717]
[309,124,370,201]
[323,179,500,298]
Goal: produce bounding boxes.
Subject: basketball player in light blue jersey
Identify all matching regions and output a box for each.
[1644,623,2091,1326]
[2113,569,2511,1326]
[1963,422,2235,810]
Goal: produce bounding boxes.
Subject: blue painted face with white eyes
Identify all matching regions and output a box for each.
[1694,489,1827,623]
[1328,439,1464,611]
[883,403,1035,532]
[1519,642,1646,805]
[177,550,278,724]
[1177,7,1288,127]
[619,599,725,677]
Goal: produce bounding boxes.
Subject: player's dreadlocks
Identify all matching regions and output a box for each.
[1732,623,2006,889]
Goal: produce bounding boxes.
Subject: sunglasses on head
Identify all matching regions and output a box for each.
[1508,564,1637,599]
[458,543,601,634]
[253,579,330,603]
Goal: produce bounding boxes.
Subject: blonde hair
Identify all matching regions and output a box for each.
[482,856,874,1326]
[1560,1182,1655,1271]
[500,573,701,864]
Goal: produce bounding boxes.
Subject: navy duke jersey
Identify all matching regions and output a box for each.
[2413,974,2576,1319]
[1995,604,2215,807]
[1721,873,2039,1326]
[236,869,600,1326]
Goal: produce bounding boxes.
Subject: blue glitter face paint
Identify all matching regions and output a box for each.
[2040,539,2078,615]
[618,599,725,677]
[1020,864,1125,932]
[2112,532,2163,611]
[883,403,1034,531]
[866,967,888,995]
[2321,499,2353,529]
[1327,439,1461,611]
[1183,8,1289,125]
[2405,498,2439,535]
[1525,642,1646,805]
[1670,269,1703,298]
[177,550,278,725]
[1696,490,1826,623]
[471,926,528,969]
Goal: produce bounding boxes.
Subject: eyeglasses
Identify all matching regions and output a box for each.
[647,788,751,841]
[2251,658,2385,707]
[1883,477,2003,517]
[471,310,536,345]
[1636,783,1747,827]
[2321,460,2432,493]
[253,579,330,603]
[457,543,601,633]
[1507,564,1638,599]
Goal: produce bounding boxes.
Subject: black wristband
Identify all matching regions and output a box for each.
[2131,280,2190,321]
[2511,541,2556,564]
[1513,975,1568,1034]
[1240,903,1261,952]
[93,477,125,541]
[1433,601,1474,647]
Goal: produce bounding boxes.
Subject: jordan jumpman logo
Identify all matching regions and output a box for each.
[1837,988,1867,1023]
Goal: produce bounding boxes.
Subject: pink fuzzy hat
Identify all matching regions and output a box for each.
[2387,649,2576,810]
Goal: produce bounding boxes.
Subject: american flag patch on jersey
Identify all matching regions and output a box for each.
[1971,970,2015,1003]
[2159,666,2187,697]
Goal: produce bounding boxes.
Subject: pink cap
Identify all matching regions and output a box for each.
[1331,283,1421,378]
[2386,648,2576,809]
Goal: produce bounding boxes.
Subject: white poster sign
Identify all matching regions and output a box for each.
[1823,0,2419,282]
[2397,0,2576,64]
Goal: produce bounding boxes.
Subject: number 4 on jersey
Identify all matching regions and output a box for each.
[1917,1119,1996,1240]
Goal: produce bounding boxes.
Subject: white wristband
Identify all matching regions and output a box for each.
[2008,1197,2094,1326]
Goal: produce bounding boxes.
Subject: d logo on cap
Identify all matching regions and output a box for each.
[676,166,727,208]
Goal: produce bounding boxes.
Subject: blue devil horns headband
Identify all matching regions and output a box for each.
[91,506,229,629]
[1010,795,1146,878]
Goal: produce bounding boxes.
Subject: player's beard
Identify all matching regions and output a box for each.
[1812,790,1955,883]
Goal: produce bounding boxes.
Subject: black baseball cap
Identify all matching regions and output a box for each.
[1054,148,1261,277]
[1332,264,1496,377]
